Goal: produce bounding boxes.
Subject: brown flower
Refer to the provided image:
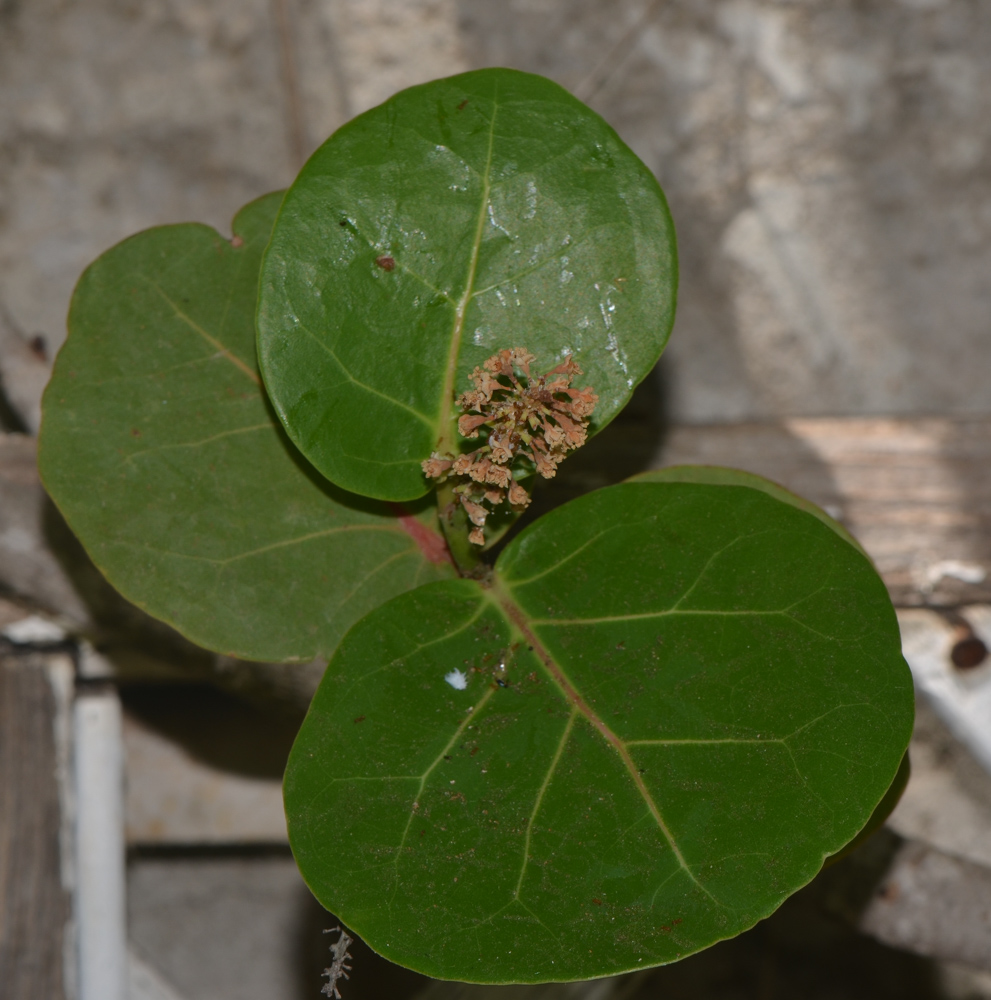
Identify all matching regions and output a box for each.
[422,347,597,545]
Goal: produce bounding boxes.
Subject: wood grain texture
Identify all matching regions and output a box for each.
[0,651,72,1000]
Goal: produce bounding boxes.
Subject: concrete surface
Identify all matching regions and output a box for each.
[2,1,991,432]
[128,854,322,1000]
[458,0,991,422]
[889,697,991,872]
[860,839,991,972]
[127,853,431,1000]
[122,693,290,845]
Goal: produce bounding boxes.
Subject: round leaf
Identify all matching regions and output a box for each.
[39,194,454,663]
[285,481,913,981]
[257,68,678,501]
[632,464,868,556]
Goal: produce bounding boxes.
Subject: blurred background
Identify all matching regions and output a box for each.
[2,2,991,998]
[4,0,991,431]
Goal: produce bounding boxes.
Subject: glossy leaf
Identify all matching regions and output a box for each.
[39,194,455,663]
[634,467,905,855]
[286,480,913,982]
[258,68,678,501]
[824,749,910,868]
[633,464,867,556]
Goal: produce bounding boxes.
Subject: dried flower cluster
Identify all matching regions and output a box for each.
[423,348,597,545]
[321,926,353,999]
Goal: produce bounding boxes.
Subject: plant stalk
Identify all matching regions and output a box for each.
[436,480,483,577]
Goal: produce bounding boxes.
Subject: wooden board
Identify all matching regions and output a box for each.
[0,650,73,1000]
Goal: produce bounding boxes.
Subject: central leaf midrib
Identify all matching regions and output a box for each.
[435,94,499,449]
[487,583,716,906]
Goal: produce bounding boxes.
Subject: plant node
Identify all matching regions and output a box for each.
[423,348,598,545]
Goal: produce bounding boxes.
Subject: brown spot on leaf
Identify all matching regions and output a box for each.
[230,236,244,249]
[375,255,396,271]
[353,715,365,724]
[457,99,469,110]
[131,428,141,437]
[592,898,602,906]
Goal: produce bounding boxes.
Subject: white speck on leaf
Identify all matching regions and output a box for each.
[445,669,468,690]
[487,203,512,238]
[524,179,538,219]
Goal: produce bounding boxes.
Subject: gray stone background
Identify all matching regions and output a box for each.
[3,1,991,998]
[2,0,990,436]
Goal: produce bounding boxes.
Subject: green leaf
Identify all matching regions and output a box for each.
[258,68,677,501]
[634,467,905,859]
[633,464,869,557]
[39,193,455,663]
[285,481,913,982]
[823,750,910,868]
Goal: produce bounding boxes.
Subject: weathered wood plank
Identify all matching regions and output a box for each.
[0,650,73,1000]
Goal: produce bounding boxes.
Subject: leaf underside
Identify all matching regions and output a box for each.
[286,481,914,982]
[39,193,454,663]
[258,68,678,501]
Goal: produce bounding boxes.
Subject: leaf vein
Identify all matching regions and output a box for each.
[390,685,497,901]
[625,737,785,747]
[526,609,811,627]
[120,422,271,466]
[327,548,420,624]
[514,708,578,899]
[144,280,261,386]
[492,584,722,909]
[296,321,435,428]
[114,524,407,567]
[435,88,499,449]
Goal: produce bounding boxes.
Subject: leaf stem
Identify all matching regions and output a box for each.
[436,480,484,578]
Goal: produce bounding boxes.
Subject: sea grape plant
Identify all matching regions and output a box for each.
[39,69,913,985]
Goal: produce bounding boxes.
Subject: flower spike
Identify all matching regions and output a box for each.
[423,348,598,546]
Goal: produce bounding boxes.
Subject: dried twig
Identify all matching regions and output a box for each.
[321,926,353,999]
